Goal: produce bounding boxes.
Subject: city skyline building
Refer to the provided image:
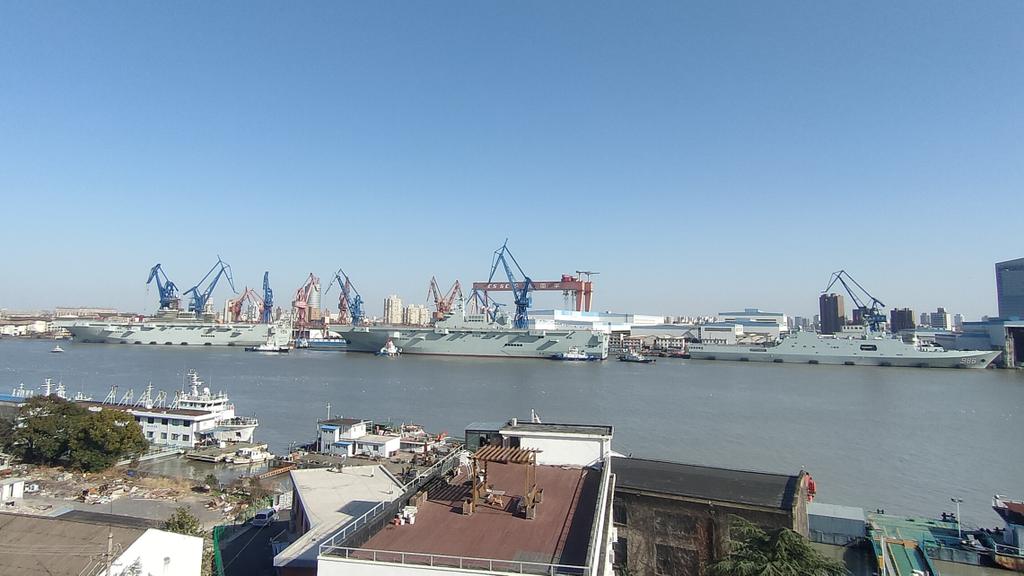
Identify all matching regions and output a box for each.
[930,307,953,332]
[383,294,403,325]
[996,257,1024,319]
[890,308,916,332]
[818,293,845,335]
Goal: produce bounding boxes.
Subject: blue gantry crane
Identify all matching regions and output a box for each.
[261,271,274,323]
[487,240,533,329]
[823,270,886,331]
[146,264,180,310]
[325,268,364,325]
[183,257,237,317]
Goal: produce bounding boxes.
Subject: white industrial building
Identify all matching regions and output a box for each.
[718,308,789,333]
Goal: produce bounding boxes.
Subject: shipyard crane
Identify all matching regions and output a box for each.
[183,257,237,317]
[292,273,320,330]
[427,277,463,321]
[146,264,180,310]
[325,268,364,325]
[486,241,533,329]
[227,287,264,323]
[823,270,886,331]
[261,272,274,323]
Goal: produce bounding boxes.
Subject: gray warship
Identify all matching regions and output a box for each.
[688,327,1000,369]
[63,309,278,347]
[338,300,609,359]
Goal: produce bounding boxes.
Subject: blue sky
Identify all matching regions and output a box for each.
[1,1,1021,319]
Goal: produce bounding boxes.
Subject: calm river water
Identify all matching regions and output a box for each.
[2,338,1021,526]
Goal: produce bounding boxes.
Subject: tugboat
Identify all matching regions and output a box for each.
[618,350,655,364]
[990,495,1024,570]
[244,342,289,353]
[376,339,401,357]
[50,345,65,353]
[550,346,600,361]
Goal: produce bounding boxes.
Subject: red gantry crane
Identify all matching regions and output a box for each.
[227,287,264,323]
[427,277,463,321]
[292,273,320,331]
[472,270,596,313]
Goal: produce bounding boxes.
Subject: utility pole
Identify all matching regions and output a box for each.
[104,526,113,575]
[951,497,964,539]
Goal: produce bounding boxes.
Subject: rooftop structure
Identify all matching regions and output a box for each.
[274,466,403,572]
[317,417,616,576]
[0,512,202,576]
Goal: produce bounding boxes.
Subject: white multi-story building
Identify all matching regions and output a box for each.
[383,295,403,324]
[718,308,789,334]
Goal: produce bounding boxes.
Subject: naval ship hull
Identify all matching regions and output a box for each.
[341,325,609,359]
[66,322,273,347]
[688,334,1000,369]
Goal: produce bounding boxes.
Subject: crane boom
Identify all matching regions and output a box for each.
[261,272,274,323]
[326,268,364,325]
[823,270,886,331]
[146,264,180,310]
[486,241,532,329]
[183,257,237,317]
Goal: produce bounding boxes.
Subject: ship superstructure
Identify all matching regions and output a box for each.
[339,300,609,359]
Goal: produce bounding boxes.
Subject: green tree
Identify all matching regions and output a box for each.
[12,396,83,464]
[11,396,147,471]
[164,506,205,537]
[68,409,148,471]
[709,516,847,576]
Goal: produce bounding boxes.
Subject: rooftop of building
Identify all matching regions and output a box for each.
[719,309,785,317]
[274,465,402,568]
[347,462,601,570]
[612,456,801,510]
[501,421,613,438]
[0,512,147,576]
[320,417,370,427]
[356,434,399,444]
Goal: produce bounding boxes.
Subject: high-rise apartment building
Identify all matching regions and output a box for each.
[929,307,952,331]
[919,312,931,327]
[889,308,915,332]
[383,295,403,325]
[996,257,1024,319]
[818,293,845,335]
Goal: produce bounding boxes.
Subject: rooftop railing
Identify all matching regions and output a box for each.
[319,546,590,576]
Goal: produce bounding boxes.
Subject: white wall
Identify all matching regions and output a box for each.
[318,556,543,576]
[108,529,203,576]
[515,435,610,467]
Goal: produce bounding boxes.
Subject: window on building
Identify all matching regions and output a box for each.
[613,537,628,567]
[148,417,154,424]
[182,435,189,442]
[161,418,168,425]
[146,431,154,438]
[160,432,167,440]
[613,497,628,526]
[172,419,180,426]
[656,544,697,576]
[171,434,179,441]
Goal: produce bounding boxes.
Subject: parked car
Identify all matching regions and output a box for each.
[251,508,278,527]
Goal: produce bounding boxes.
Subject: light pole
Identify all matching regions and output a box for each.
[951,497,963,539]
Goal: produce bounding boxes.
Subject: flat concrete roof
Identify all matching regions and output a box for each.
[0,512,146,576]
[356,434,400,444]
[613,456,800,510]
[274,466,402,568]
[355,463,599,567]
[501,421,613,437]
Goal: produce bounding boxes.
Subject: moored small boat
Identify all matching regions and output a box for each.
[618,351,655,364]
[551,346,599,361]
[50,345,64,353]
